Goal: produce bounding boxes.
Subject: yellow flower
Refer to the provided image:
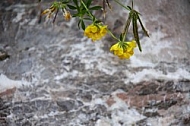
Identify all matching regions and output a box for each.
[84,24,107,41]
[63,9,72,21]
[110,40,136,59]
[41,5,57,19]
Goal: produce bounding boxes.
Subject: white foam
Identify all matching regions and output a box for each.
[129,31,171,67]
[0,74,29,92]
[12,9,25,23]
[124,68,190,84]
[106,90,146,125]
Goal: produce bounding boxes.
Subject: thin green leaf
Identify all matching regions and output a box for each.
[119,41,127,50]
[61,1,69,4]
[94,20,102,24]
[122,12,132,41]
[137,14,149,37]
[83,18,92,21]
[86,0,93,8]
[122,42,127,50]
[67,4,77,9]
[127,6,132,10]
[81,20,85,30]
[89,6,102,10]
[80,10,88,16]
[72,13,80,17]
[92,16,96,22]
[132,12,142,51]
[78,20,81,29]
[73,0,79,8]
[114,0,130,11]
[132,0,133,9]
[134,10,141,15]
[119,34,123,41]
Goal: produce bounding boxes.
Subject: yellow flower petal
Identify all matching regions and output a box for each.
[41,9,50,15]
[110,40,136,59]
[64,11,71,21]
[49,5,56,12]
[110,43,124,56]
[127,40,136,48]
[91,26,98,33]
[110,43,119,51]
[84,24,107,41]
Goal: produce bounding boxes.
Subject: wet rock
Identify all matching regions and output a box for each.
[95,119,111,126]
[0,0,190,125]
[56,100,82,112]
[105,79,190,125]
[138,82,159,95]
[93,104,108,119]
[84,73,127,94]
[158,81,175,93]
[80,91,93,102]
[18,59,33,73]
[177,80,190,92]
[0,98,10,126]
[0,50,10,61]
[12,103,34,115]
[50,89,78,100]
[0,87,16,100]
[135,119,148,126]
[41,68,54,79]
[5,59,33,76]
[183,113,190,125]
[33,100,51,111]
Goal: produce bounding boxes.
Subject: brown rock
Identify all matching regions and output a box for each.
[106,96,116,107]
[0,87,16,99]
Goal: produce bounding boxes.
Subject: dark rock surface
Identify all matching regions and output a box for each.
[0,0,190,126]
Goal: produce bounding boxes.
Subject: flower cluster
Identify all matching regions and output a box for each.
[41,5,57,19]
[40,0,149,60]
[62,8,71,21]
[41,2,71,22]
[84,24,107,41]
[110,40,136,59]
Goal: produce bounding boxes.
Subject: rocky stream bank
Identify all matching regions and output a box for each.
[0,0,190,126]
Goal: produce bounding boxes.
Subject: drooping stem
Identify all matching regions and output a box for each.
[53,9,59,23]
[107,30,120,41]
[132,12,141,51]
[132,0,133,9]
[113,0,131,11]
[80,0,95,21]
[122,12,132,41]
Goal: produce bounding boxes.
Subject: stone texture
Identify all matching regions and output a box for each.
[106,80,190,125]
[0,0,190,126]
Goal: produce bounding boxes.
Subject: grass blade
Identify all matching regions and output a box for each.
[132,12,142,51]
[137,14,149,37]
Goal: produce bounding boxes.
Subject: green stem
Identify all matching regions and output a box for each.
[122,11,132,41]
[80,0,95,21]
[113,0,131,11]
[107,30,120,41]
[132,0,133,9]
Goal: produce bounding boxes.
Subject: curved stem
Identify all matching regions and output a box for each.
[113,0,130,11]
[122,12,132,41]
[107,30,120,41]
[132,0,133,9]
[53,9,59,23]
[80,0,95,21]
